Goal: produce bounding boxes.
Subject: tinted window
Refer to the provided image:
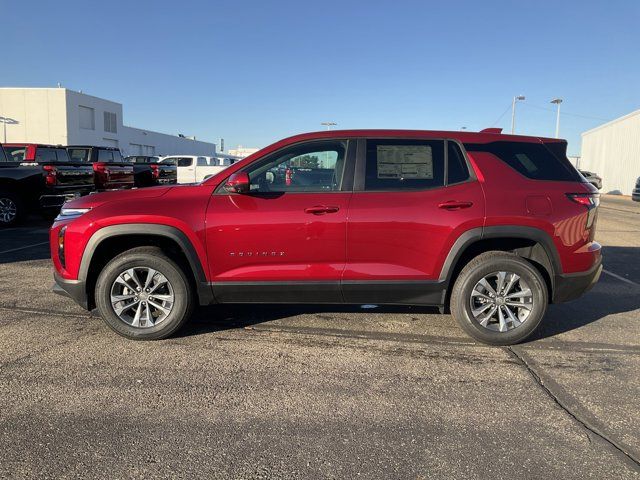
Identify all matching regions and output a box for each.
[55,149,71,162]
[247,141,347,193]
[35,148,58,163]
[197,157,209,166]
[112,150,123,162]
[463,141,582,182]
[0,147,7,162]
[3,146,25,162]
[364,140,445,191]
[447,142,470,184]
[68,148,89,162]
[177,158,193,167]
[98,150,114,162]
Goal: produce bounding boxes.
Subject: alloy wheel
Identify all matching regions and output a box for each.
[0,197,17,224]
[109,267,175,328]
[469,271,533,332]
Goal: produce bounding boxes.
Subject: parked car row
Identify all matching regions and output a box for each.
[0,143,180,226]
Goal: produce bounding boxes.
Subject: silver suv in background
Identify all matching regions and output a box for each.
[579,170,602,190]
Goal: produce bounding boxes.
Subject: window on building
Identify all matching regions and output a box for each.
[104,111,117,133]
[79,106,95,130]
[364,140,445,191]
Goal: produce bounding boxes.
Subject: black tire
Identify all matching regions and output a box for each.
[95,246,195,340]
[0,191,25,227]
[450,251,548,346]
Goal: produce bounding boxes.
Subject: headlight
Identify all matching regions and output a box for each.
[55,208,91,221]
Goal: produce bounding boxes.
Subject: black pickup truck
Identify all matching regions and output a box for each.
[67,146,135,191]
[0,143,94,226]
[124,155,177,187]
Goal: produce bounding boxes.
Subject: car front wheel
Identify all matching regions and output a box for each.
[450,251,548,346]
[95,246,194,340]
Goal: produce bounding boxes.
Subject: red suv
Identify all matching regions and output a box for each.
[50,129,602,345]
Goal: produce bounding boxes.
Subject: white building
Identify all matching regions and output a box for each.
[580,109,640,195]
[228,145,260,158]
[0,87,217,157]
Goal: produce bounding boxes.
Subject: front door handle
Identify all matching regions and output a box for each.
[304,205,340,215]
[438,200,473,210]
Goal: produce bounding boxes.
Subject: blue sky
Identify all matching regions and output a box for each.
[3,0,638,154]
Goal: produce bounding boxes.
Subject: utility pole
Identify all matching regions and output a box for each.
[550,98,563,138]
[511,95,525,134]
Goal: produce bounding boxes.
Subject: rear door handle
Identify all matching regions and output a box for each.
[438,201,473,210]
[304,205,340,215]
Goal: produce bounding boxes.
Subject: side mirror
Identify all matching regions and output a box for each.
[223,172,250,194]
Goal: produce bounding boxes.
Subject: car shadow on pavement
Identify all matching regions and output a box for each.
[179,304,441,338]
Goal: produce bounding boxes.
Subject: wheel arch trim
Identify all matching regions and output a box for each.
[78,224,213,305]
[439,225,562,283]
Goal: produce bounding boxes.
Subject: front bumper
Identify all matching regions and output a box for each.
[552,257,603,303]
[52,272,89,310]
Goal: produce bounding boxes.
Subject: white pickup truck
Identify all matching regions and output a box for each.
[158,156,238,184]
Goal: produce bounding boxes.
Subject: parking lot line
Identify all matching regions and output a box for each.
[0,241,49,255]
[603,269,640,287]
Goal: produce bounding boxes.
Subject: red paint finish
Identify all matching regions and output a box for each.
[205,192,351,281]
[344,182,485,280]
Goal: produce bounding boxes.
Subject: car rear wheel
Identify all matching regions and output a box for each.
[450,251,548,346]
[95,247,194,340]
[0,192,24,227]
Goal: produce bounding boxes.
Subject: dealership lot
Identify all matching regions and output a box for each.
[0,197,638,478]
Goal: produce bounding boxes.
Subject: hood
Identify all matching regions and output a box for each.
[64,186,172,210]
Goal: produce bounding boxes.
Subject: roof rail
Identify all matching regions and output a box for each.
[479,128,503,134]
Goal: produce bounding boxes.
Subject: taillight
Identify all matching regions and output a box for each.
[43,165,57,186]
[567,193,599,230]
[150,164,160,180]
[566,193,599,208]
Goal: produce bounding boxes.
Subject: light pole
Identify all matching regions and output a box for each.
[550,98,563,138]
[510,95,525,134]
[321,121,337,130]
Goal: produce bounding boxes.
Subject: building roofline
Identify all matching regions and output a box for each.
[582,109,640,137]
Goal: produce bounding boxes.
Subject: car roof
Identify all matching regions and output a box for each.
[2,143,65,148]
[271,129,565,145]
[66,145,121,150]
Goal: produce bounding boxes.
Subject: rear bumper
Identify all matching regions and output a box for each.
[39,188,93,209]
[552,257,602,303]
[632,188,640,202]
[52,272,89,310]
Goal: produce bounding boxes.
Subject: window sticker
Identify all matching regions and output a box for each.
[376,145,433,179]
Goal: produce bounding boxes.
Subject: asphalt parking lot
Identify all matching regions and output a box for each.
[0,196,638,479]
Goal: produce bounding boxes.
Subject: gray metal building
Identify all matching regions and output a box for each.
[580,109,640,195]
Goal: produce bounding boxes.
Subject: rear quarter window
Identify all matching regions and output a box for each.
[68,148,89,162]
[463,141,582,182]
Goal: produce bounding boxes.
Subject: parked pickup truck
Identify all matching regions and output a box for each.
[158,155,236,184]
[124,156,177,188]
[0,143,94,226]
[67,146,134,191]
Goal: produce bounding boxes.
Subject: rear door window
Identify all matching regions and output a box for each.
[364,139,445,191]
[35,148,58,163]
[463,141,582,181]
[4,147,26,161]
[98,149,114,162]
[55,149,71,162]
[178,158,193,167]
[68,148,89,162]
